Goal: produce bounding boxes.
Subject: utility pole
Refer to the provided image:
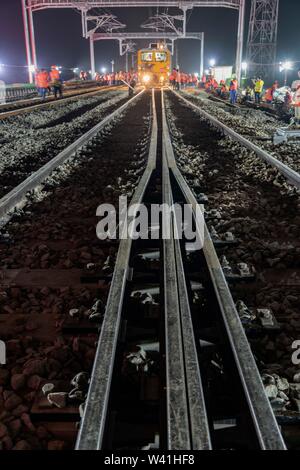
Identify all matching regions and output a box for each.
[236,0,245,84]
[90,36,96,79]
[200,33,204,78]
[125,52,129,73]
[21,0,33,83]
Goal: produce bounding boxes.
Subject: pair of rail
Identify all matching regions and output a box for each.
[76,89,286,450]
[0,87,291,449]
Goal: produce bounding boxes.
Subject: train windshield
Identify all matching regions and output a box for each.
[141,52,153,62]
[155,52,167,62]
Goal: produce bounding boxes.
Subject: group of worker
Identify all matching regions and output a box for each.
[202,72,300,123]
[239,77,300,121]
[201,75,263,105]
[35,66,63,100]
[93,71,137,87]
[35,67,137,100]
[260,80,300,122]
[35,64,300,123]
[169,69,199,90]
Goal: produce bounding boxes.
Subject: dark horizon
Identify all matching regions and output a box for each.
[0,0,299,83]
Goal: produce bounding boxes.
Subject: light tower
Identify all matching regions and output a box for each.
[247,0,279,78]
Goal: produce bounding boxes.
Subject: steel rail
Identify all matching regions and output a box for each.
[0,89,144,222]
[0,85,122,120]
[77,89,212,450]
[162,89,287,450]
[162,125,191,450]
[172,90,300,189]
[162,92,212,450]
[75,89,157,450]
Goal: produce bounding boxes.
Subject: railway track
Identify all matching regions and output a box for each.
[0,85,122,120]
[0,89,131,200]
[165,90,300,448]
[76,90,285,450]
[172,90,300,189]
[0,90,144,219]
[0,89,150,450]
[0,88,295,450]
[178,89,300,178]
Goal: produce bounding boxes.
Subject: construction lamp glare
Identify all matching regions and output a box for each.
[282,61,293,70]
[143,75,151,84]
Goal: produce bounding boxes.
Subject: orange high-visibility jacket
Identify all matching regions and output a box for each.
[50,69,60,81]
[265,88,273,102]
[36,71,50,88]
[230,79,238,91]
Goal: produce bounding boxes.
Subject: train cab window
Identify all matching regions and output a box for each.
[155,52,166,62]
[141,52,153,62]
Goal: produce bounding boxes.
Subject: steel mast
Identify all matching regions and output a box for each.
[247,0,279,78]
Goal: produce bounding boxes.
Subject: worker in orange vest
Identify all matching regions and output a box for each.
[50,66,63,99]
[220,82,228,99]
[175,69,181,91]
[212,79,219,90]
[192,74,198,87]
[36,69,50,101]
[264,87,273,104]
[229,77,238,104]
[169,70,176,89]
[293,84,300,124]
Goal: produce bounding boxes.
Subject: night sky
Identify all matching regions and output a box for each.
[0,0,299,83]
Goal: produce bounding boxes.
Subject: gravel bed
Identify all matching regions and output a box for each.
[180,90,300,174]
[166,92,300,445]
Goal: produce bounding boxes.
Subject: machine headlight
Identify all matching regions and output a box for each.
[143,75,151,84]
